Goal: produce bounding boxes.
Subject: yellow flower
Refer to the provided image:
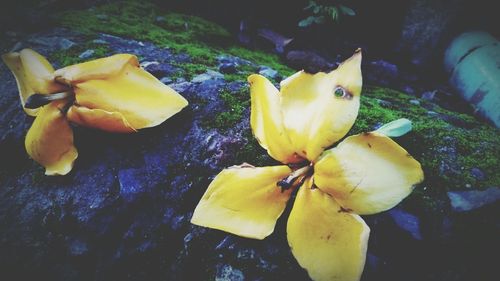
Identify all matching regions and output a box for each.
[2,49,188,175]
[191,50,424,281]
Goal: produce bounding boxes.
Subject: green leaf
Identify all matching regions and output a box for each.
[298,16,316,27]
[314,15,325,24]
[339,5,356,16]
[331,8,338,22]
[375,118,413,137]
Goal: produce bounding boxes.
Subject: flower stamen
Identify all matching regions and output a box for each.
[24,92,73,109]
[277,164,313,192]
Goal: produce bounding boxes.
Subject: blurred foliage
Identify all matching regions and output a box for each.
[298,0,355,27]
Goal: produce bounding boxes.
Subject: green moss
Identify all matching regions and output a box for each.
[55,0,292,81]
[50,42,111,67]
[209,87,250,129]
[351,86,500,192]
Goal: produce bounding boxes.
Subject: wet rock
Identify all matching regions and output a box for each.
[118,168,151,202]
[192,70,224,83]
[365,60,399,86]
[217,54,252,67]
[160,77,173,84]
[470,168,486,181]
[388,208,422,240]
[447,187,500,212]
[215,264,245,281]
[96,14,108,20]
[219,62,238,74]
[397,0,463,67]
[142,61,177,78]
[169,81,192,93]
[286,50,334,73]
[421,90,436,101]
[258,66,279,80]
[409,99,420,106]
[68,239,89,257]
[78,49,95,59]
[27,33,77,51]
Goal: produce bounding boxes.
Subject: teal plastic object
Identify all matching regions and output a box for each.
[444,31,500,127]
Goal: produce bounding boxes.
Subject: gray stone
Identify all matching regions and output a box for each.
[470,168,486,181]
[78,49,95,59]
[258,66,279,80]
[219,62,238,74]
[448,187,500,212]
[365,60,399,86]
[216,264,245,281]
[92,39,108,44]
[68,239,89,256]
[160,77,173,84]
[388,208,422,240]
[191,70,224,83]
[409,99,421,105]
[421,90,437,101]
[96,14,108,20]
[118,168,150,202]
[28,36,76,51]
[169,81,192,93]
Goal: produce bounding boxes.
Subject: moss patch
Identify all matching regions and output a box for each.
[50,42,111,67]
[351,86,500,192]
[55,0,293,81]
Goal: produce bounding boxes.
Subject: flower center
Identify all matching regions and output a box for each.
[277,163,313,192]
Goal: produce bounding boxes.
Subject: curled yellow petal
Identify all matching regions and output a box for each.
[54,54,188,130]
[280,50,362,162]
[287,178,370,281]
[248,74,303,163]
[191,165,293,239]
[2,49,66,116]
[67,105,136,133]
[314,132,424,215]
[25,100,78,175]
[53,54,139,84]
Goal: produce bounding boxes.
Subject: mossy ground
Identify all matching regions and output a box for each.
[54,0,293,81]
[52,0,499,212]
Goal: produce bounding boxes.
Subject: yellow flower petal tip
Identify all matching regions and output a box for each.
[191,165,293,239]
[248,74,303,164]
[25,100,78,176]
[2,49,66,116]
[314,131,424,215]
[287,179,370,281]
[278,50,363,161]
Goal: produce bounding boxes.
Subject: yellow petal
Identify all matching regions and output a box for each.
[314,132,424,215]
[248,74,303,163]
[67,105,136,133]
[191,165,293,239]
[280,51,362,161]
[287,178,370,281]
[53,54,139,84]
[55,54,188,130]
[25,100,78,175]
[2,49,66,116]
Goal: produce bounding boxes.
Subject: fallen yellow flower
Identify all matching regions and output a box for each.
[2,49,188,175]
[191,49,424,281]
